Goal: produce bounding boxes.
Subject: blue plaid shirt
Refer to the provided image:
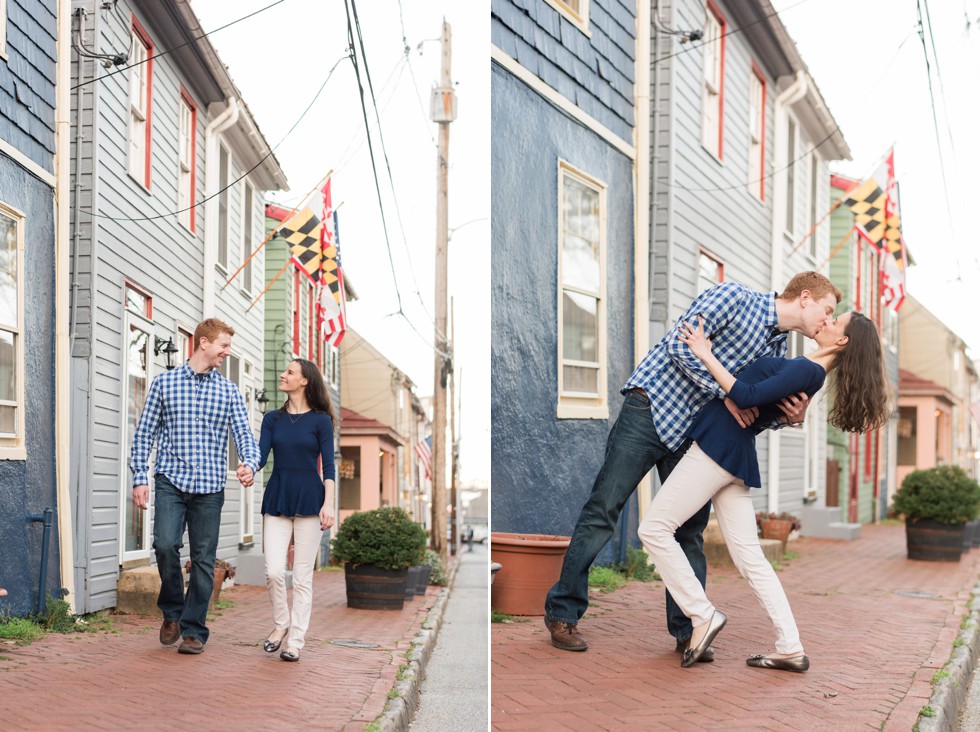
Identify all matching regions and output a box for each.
[130,362,260,494]
[624,281,788,451]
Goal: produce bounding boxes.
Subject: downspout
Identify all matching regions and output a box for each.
[767,70,807,515]
[202,98,239,317]
[55,0,76,611]
[634,0,652,515]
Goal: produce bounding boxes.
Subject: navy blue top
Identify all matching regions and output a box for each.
[259,410,335,517]
[688,357,826,488]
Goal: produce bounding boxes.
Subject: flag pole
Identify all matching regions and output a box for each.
[815,227,854,270]
[221,170,333,292]
[245,259,293,314]
[786,146,895,260]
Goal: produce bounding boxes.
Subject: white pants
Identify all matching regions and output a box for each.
[637,442,803,654]
[263,514,322,651]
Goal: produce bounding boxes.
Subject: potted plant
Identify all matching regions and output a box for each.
[184,557,235,606]
[756,511,801,552]
[331,507,428,610]
[892,465,980,562]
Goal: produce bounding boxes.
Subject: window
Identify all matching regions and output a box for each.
[898,406,917,465]
[748,65,765,200]
[697,250,724,295]
[701,2,725,159]
[217,143,230,269]
[0,0,8,59]
[241,182,254,291]
[0,204,24,457]
[176,326,193,365]
[808,153,820,258]
[292,269,302,355]
[881,307,898,351]
[784,118,797,235]
[325,345,339,389]
[127,18,153,188]
[306,279,315,360]
[177,90,196,231]
[120,283,153,560]
[222,354,241,472]
[557,162,606,419]
[339,449,361,510]
[544,0,590,31]
[240,360,255,544]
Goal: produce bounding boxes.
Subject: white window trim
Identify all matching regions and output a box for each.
[557,160,607,420]
[217,142,231,272]
[0,0,8,60]
[543,0,591,36]
[0,202,25,459]
[240,180,254,295]
[700,4,724,161]
[783,117,798,240]
[240,359,255,545]
[807,152,822,261]
[177,94,194,230]
[127,26,150,190]
[747,67,765,201]
[119,310,155,562]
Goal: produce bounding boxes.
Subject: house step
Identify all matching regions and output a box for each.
[800,505,862,540]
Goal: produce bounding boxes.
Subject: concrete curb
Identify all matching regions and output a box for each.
[377,559,461,731]
[918,581,980,731]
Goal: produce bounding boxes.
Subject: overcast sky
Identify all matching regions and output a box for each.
[192,0,489,484]
[771,0,980,356]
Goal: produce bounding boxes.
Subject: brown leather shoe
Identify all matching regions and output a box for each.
[544,616,588,651]
[675,638,715,663]
[177,636,204,654]
[160,620,180,646]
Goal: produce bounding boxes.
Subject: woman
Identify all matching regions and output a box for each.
[638,312,888,671]
[259,358,336,662]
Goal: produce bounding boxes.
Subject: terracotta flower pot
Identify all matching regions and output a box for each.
[760,519,794,552]
[490,532,570,616]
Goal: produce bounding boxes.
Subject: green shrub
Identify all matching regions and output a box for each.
[422,548,449,586]
[892,465,980,525]
[588,565,625,593]
[612,546,659,582]
[330,507,428,570]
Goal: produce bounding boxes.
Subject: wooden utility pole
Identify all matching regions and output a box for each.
[430,20,455,564]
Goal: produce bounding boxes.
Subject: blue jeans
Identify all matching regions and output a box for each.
[544,391,710,641]
[153,475,224,644]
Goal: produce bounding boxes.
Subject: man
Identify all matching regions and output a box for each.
[131,318,259,655]
[544,272,842,655]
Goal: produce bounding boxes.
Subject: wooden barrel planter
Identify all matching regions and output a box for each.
[403,565,422,600]
[490,532,570,616]
[413,564,432,595]
[905,519,965,562]
[344,564,409,609]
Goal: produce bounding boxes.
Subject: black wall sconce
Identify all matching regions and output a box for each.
[154,336,180,370]
[255,388,270,413]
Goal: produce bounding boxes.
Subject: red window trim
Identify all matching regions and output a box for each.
[698,246,725,285]
[707,0,726,160]
[292,270,301,355]
[131,15,154,190]
[750,61,766,201]
[124,279,153,318]
[179,85,197,232]
[864,432,873,481]
[178,327,194,358]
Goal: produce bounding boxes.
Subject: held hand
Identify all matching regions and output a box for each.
[677,315,712,361]
[236,465,254,487]
[724,398,759,429]
[133,485,149,510]
[776,392,809,425]
[319,507,335,531]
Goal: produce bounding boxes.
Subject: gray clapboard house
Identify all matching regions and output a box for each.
[0,0,71,617]
[644,0,849,517]
[68,0,287,613]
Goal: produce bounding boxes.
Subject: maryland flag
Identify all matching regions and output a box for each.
[843,177,888,252]
[844,149,907,312]
[279,178,347,345]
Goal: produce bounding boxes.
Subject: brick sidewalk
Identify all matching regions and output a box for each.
[0,568,441,731]
[491,524,980,731]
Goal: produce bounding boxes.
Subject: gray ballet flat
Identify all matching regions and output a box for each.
[746,653,810,672]
[682,610,727,667]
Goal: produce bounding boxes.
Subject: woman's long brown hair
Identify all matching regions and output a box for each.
[827,312,890,433]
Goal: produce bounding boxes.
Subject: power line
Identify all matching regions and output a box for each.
[80,53,350,222]
[71,0,285,91]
